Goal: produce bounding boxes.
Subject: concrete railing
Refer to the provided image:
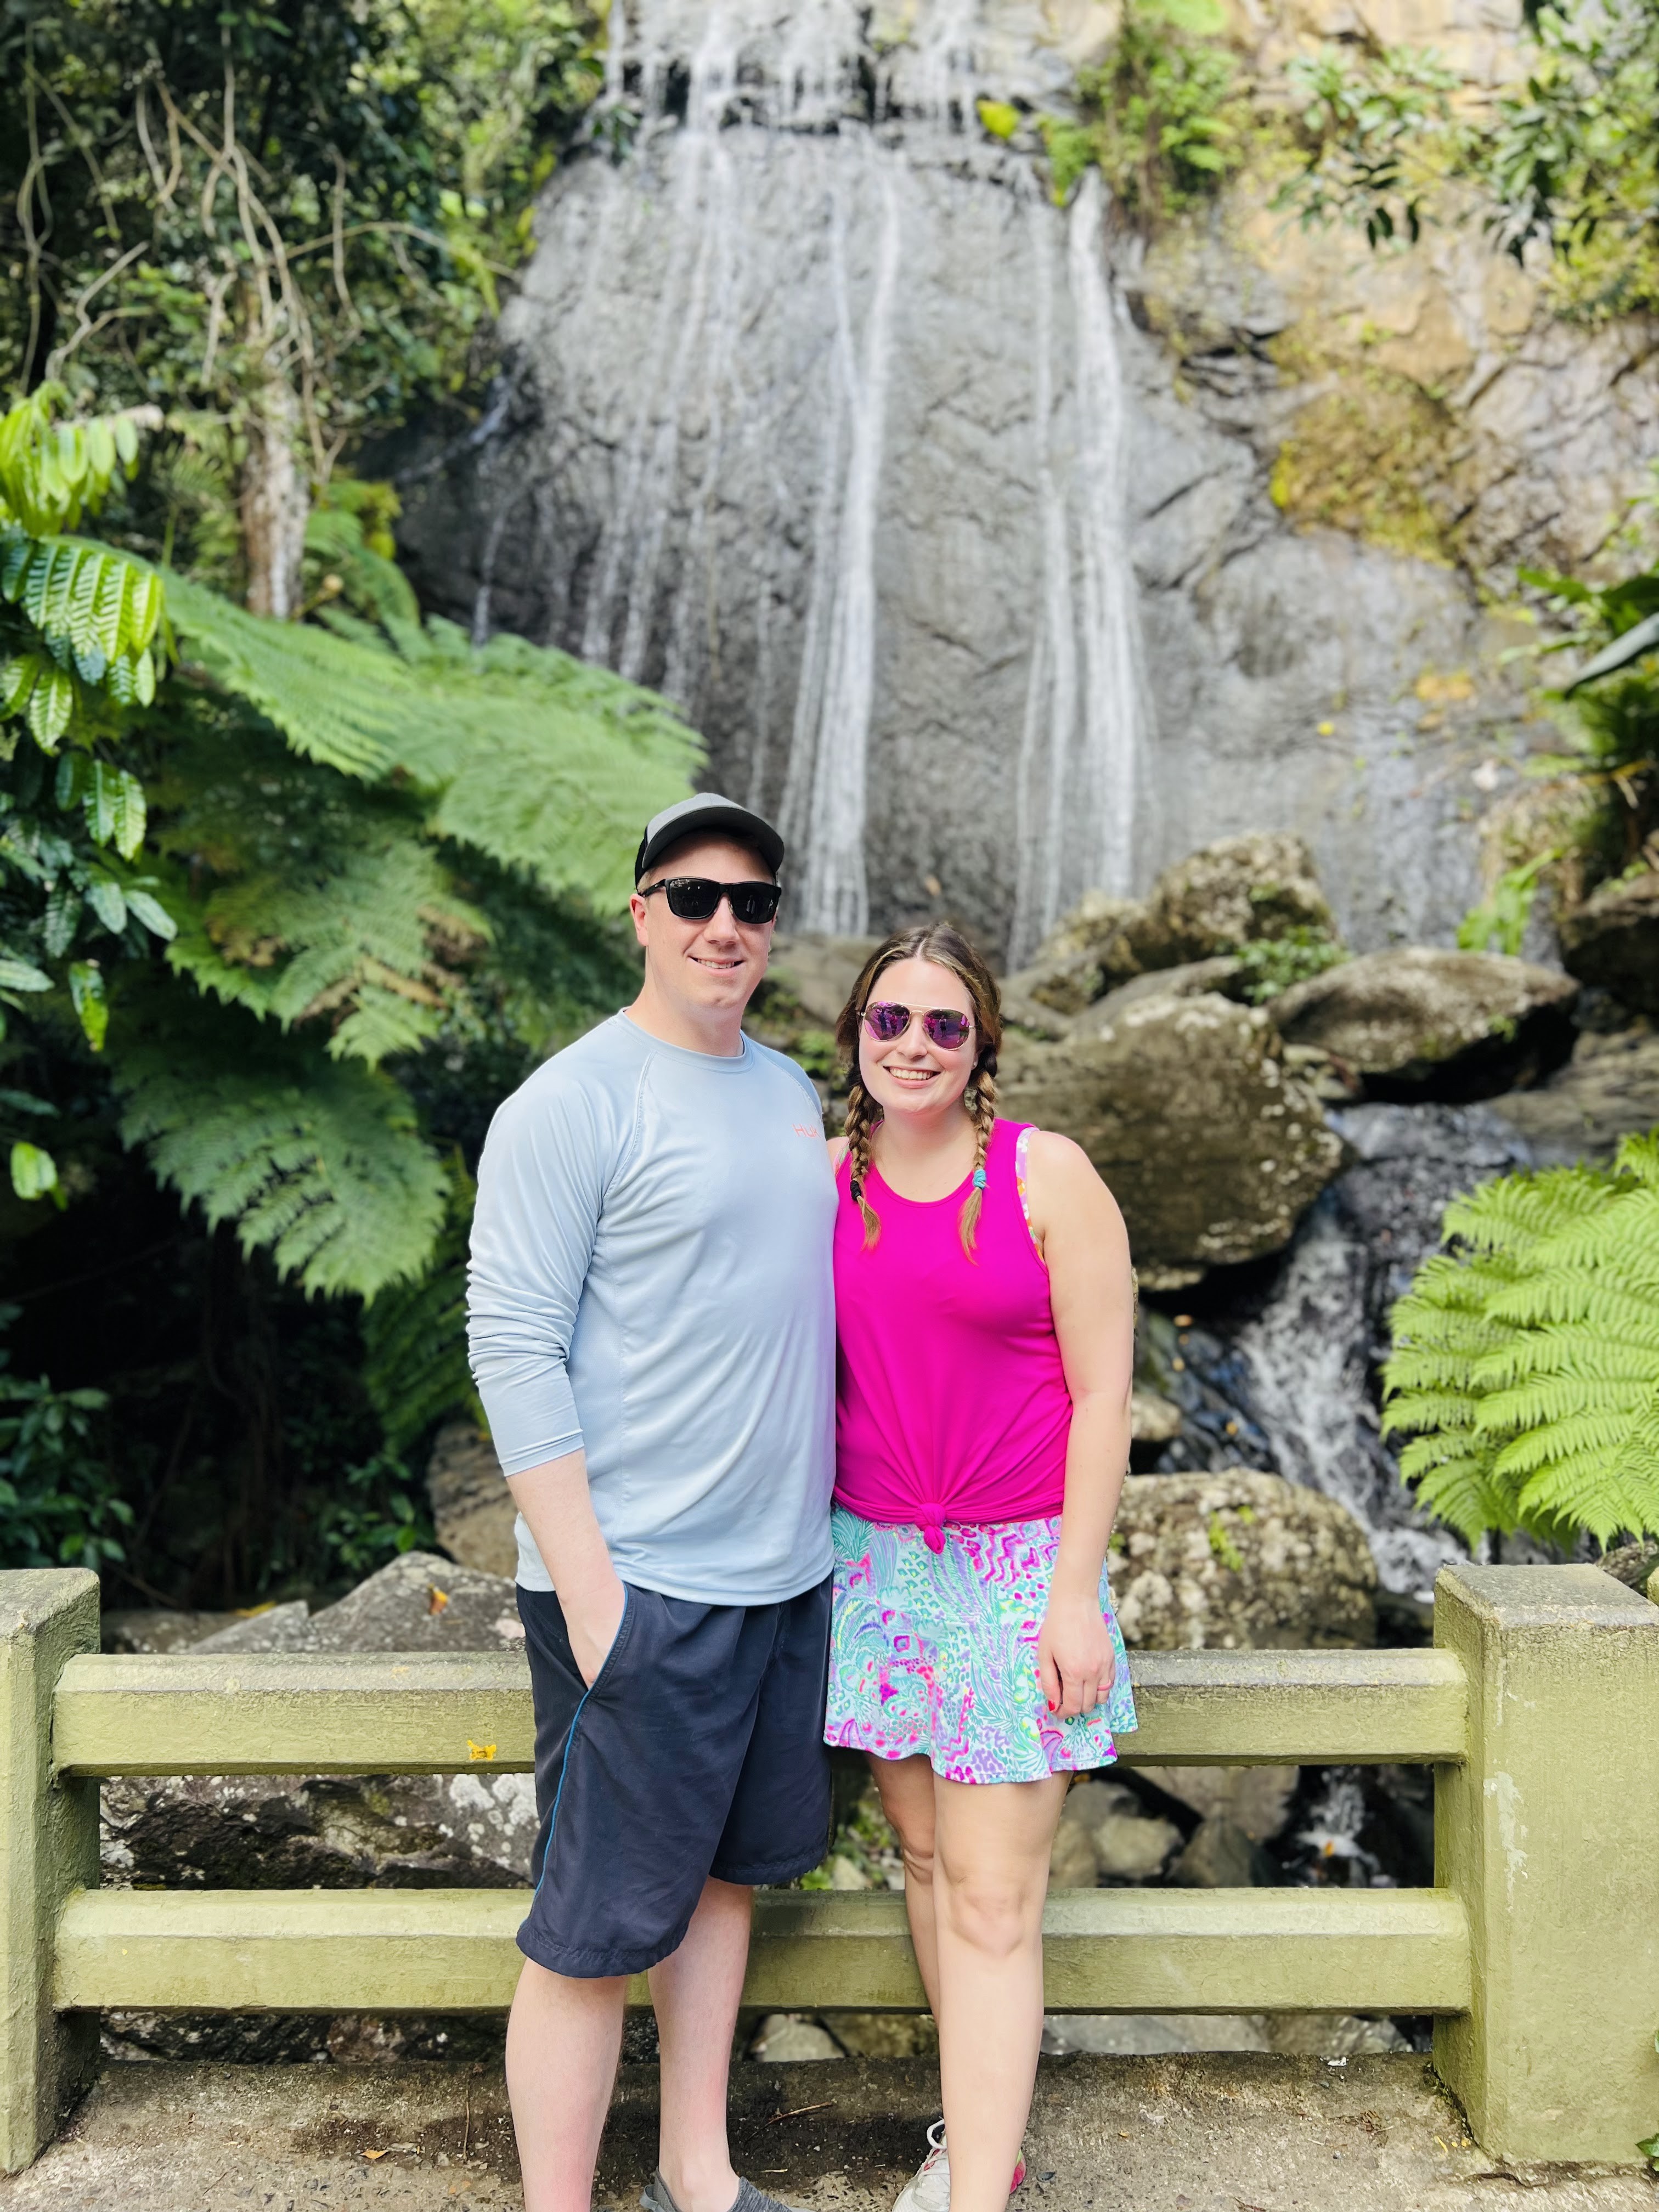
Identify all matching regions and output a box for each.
[3,1561,1657,2173]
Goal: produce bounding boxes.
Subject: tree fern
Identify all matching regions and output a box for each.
[1383,1132,1659,1548]
[360,1160,482,1455]
[165,575,701,900]
[114,998,447,1301]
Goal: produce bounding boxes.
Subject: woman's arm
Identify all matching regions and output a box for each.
[1024,1128,1136,1720]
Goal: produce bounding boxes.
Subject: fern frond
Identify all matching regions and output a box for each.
[1410,1452,1514,1546]
[114,1000,446,1299]
[165,580,699,902]
[360,1158,482,1453]
[1514,1448,1659,1547]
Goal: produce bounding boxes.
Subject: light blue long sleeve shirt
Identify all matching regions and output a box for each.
[466,1012,837,1603]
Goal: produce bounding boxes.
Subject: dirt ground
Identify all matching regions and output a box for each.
[3,2053,1655,2212]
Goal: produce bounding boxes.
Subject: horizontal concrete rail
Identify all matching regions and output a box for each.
[53,1884,1472,2017]
[51,1646,1468,1776]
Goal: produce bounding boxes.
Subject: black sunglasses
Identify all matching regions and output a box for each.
[639,876,782,927]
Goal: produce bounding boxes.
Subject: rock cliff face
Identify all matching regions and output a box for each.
[392,0,1658,963]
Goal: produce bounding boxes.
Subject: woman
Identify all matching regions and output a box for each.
[824,923,1137,2212]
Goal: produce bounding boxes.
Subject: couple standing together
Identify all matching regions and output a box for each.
[467,792,1139,2212]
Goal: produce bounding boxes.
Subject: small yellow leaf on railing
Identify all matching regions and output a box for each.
[427,1585,450,1615]
[468,1740,496,1762]
[362,2148,388,2162]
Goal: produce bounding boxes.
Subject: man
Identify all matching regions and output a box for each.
[467,793,836,2212]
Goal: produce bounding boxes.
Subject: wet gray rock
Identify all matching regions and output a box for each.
[100,1556,537,1936]
[188,1553,527,1658]
[1269,946,1578,1102]
[1154,1764,1299,1845]
[1095,956,1244,1020]
[1559,871,1659,1014]
[1170,1815,1274,1889]
[101,1610,239,1654]
[998,991,1342,1282]
[764,934,880,1029]
[1004,892,1146,1013]
[1111,1471,1378,1651]
[189,1600,317,1654]
[1125,834,1334,972]
[1485,1026,1659,1164]
[1056,1779,1183,1884]
[427,1423,517,1579]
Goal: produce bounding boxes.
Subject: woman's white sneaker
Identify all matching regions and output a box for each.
[891,2123,1026,2211]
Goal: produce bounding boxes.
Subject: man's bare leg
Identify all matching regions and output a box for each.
[650,1875,755,2212]
[506,1957,627,2212]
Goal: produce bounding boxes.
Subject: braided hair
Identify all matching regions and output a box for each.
[834,922,1004,1257]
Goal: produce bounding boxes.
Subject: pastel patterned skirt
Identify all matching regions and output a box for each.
[825,1506,1137,1785]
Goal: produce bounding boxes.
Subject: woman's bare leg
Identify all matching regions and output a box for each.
[932,1771,1069,2212]
[866,1753,941,2011]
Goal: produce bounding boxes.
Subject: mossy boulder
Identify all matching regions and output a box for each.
[1123,833,1334,972]
[1558,870,1659,1015]
[1111,1470,1378,1651]
[998,989,1343,1283]
[1268,946,1578,1101]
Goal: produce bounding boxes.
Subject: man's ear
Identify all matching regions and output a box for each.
[629,890,651,949]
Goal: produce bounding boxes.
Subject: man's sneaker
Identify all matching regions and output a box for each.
[641,2173,810,2212]
[891,2121,1027,2211]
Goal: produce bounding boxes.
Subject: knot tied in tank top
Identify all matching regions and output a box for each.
[832,1119,1072,1538]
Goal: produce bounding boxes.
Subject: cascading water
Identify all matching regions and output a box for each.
[460,0,1155,949]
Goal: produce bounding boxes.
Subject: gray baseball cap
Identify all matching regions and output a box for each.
[634,791,785,883]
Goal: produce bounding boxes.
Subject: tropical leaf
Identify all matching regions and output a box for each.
[114,1005,448,1300]
[164,578,699,902]
[360,1159,483,1454]
[1383,1138,1659,1549]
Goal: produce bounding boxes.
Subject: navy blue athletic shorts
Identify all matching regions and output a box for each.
[515,1575,833,1978]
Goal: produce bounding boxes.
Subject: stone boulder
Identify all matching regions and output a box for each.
[1486,1026,1659,1165]
[1051,1778,1182,1886]
[188,1550,527,1655]
[1558,870,1659,1014]
[427,1422,518,1578]
[762,933,880,1028]
[997,991,1344,1284]
[1110,1471,1378,1650]
[1004,891,1144,1014]
[102,1554,537,1906]
[1268,946,1578,1101]
[1124,834,1334,972]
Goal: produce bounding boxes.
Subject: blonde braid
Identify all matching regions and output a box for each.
[843,1080,883,1249]
[956,1060,998,1257]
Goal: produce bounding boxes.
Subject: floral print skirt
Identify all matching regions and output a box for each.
[824,1505,1137,1785]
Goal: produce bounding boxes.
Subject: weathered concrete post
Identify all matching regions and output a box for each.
[1435,1562,1659,2164]
[1,1570,100,2172]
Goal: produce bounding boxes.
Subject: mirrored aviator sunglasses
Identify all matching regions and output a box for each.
[641,877,782,926]
[862,1001,974,1049]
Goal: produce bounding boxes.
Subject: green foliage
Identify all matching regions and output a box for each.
[1043,0,1249,220]
[0,385,693,1318]
[0,1347,131,1573]
[314,1451,434,1581]
[361,1161,482,1454]
[114,999,451,1302]
[165,577,700,906]
[1382,1131,1659,1550]
[1276,0,1659,319]
[1458,855,1553,956]
[1230,926,1348,1004]
[1277,44,1463,247]
[1,0,603,481]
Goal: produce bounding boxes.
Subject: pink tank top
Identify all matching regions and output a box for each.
[833,1119,1073,1549]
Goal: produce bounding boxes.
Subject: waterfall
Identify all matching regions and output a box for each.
[480,0,1156,954]
[781,154,902,934]
[1009,172,1152,960]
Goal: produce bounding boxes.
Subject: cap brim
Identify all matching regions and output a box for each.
[636,802,785,880]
